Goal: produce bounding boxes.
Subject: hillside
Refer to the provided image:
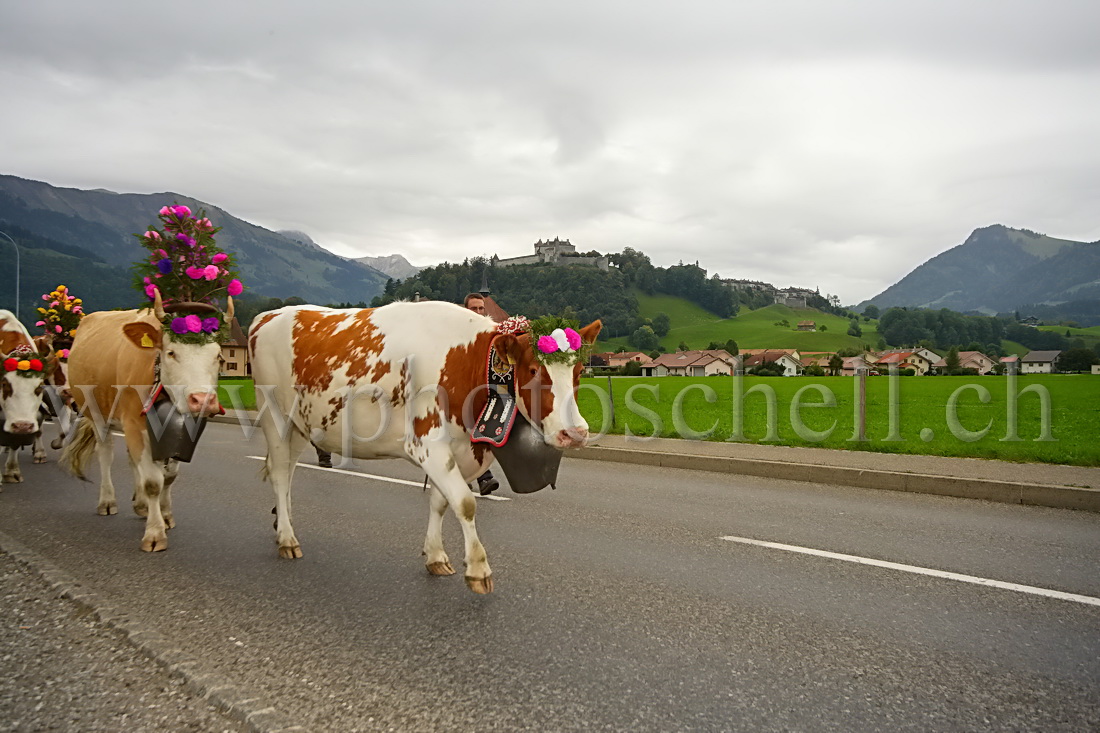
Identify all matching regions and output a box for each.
[602,295,882,352]
[858,224,1100,318]
[0,174,389,321]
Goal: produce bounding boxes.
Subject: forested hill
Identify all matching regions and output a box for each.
[373,248,749,338]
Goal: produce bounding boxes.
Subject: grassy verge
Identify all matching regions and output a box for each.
[217,378,256,411]
[578,374,1100,466]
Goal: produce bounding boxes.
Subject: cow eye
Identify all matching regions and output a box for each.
[166,350,177,359]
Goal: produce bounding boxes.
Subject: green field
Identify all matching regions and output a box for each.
[218,378,256,411]
[601,296,883,353]
[577,374,1100,466]
[1037,324,1100,350]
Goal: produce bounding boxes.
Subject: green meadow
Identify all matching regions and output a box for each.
[577,374,1100,466]
[217,378,257,411]
[601,295,883,352]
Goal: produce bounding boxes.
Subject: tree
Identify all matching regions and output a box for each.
[847,319,862,337]
[1056,348,1099,373]
[863,304,880,319]
[828,354,843,376]
[805,365,826,377]
[629,325,660,351]
[651,311,671,337]
[724,338,738,356]
[945,347,961,374]
[678,341,690,352]
[621,360,644,376]
[818,324,827,332]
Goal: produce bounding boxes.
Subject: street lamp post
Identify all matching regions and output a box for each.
[0,230,18,319]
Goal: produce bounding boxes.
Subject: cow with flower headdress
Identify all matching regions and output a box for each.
[29,284,85,462]
[249,302,601,593]
[1,311,50,484]
[60,205,242,552]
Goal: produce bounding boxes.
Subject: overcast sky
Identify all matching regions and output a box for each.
[2,1,1098,304]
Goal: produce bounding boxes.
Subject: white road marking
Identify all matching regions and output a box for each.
[246,456,510,500]
[721,535,1100,608]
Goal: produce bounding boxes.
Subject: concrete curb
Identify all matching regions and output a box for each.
[0,530,305,733]
[573,445,1100,513]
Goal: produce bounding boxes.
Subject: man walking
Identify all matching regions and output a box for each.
[464,292,500,495]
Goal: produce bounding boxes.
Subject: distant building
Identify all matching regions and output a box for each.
[640,350,737,377]
[796,320,816,331]
[1021,350,1061,374]
[220,318,250,378]
[496,238,609,271]
[931,351,997,375]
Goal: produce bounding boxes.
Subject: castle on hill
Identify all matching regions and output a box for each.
[495,237,609,271]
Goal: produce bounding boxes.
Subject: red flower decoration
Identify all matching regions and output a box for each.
[29,359,43,371]
[3,358,17,372]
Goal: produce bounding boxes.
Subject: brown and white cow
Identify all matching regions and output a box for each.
[60,293,230,551]
[30,334,75,463]
[249,301,601,594]
[1,311,48,484]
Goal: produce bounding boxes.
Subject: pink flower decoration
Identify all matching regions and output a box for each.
[564,328,582,351]
[145,230,162,240]
[203,264,219,280]
[173,205,192,218]
[198,218,213,230]
[185,266,205,280]
[227,279,243,296]
[154,248,167,258]
[145,284,159,299]
[55,325,62,333]
[211,253,228,264]
[35,320,45,327]
[159,206,173,216]
[41,294,49,301]
[537,335,559,354]
[183,314,203,332]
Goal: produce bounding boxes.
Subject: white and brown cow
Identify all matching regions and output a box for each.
[249,301,601,594]
[1,311,48,485]
[60,294,230,551]
[30,334,75,463]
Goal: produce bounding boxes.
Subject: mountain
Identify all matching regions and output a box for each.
[0,175,389,321]
[354,254,424,280]
[858,225,1100,316]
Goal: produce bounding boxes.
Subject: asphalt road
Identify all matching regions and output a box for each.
[1,420,1099,732]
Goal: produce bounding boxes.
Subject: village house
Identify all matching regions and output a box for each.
[796,320,816,332]
[873,350,935,375]
[640,350,737,377]
[841,355,873,376]
[220,318,250,378]
[931,351,997,375]
[1000,355,1020,372]
[1021,350,1061,374]
[801,352,834,371]
[742,349,803,376]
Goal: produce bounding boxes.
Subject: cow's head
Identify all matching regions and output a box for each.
[1,335,47,436]
[122,292,234,418]
[495,319,602,449]
[36,334,74,406]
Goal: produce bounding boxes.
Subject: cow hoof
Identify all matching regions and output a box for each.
[163,514,175,530]
[465,574,494,594]
[141,535,168,552]
[427,561,455,576]
[3,474,23,484]
[97,502,118,516]
[278,545,303,559]
[33,455,47,464]
[133,503,149,518]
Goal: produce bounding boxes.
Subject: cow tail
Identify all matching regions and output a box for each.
[59,417,97,481]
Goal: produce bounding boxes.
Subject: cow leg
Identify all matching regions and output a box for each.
[263,423,308,559]
[95,429,118,516]
[161,459,179,530]
[32,434,47,464]
[420,452,492,594]
[423,486,455,576]
[1,447,19,484]
[121,416,169,552]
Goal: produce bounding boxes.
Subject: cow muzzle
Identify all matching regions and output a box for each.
[555,427,589,449]
[6,420,38,435]
[187,391,223,417]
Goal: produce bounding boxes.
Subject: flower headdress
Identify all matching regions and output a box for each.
[527,315,591,366]
[132,204,244,344]
[35,284,83,356]
[2,344,47,379]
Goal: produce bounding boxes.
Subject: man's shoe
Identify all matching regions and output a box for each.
[477,475,499,495]
[318,454,333,468]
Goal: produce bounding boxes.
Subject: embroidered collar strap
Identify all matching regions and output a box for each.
[470,337,518,447]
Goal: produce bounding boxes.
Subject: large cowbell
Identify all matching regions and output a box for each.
[491,411,563,494]
[145,399,209,462]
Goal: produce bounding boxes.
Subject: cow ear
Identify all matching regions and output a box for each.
[494,333,530,366]
[123,323,162,350]
[579,319,602,344]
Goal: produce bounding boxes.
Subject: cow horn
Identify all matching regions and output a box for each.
[225,295,235,322]
[153,288,166,320]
